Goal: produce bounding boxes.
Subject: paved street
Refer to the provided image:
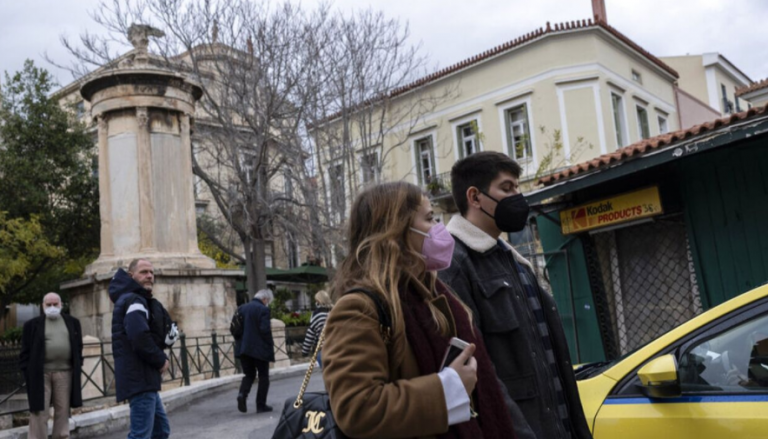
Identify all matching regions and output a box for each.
[102,371,325,439]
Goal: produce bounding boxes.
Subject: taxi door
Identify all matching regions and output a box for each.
[592,300,768,439]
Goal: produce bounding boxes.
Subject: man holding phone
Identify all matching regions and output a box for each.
[439,152,592,439]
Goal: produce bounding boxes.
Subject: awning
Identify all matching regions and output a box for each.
[526,107,768,206]
[268,264,328,284]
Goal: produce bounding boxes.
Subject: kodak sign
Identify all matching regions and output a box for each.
[560,187,663,235]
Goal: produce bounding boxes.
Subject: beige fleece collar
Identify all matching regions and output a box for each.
[446,214,533,270]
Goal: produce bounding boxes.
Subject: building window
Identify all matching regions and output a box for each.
[735,93,742,112]
[328,163,345,219]
[611,93,626,148]
[414,136,435,185]
[265,244,274,268]
[360,152,379,184]
[657,115,669,135]
[76,101,85,119]
[631,70,642,84]
[721,84,732,114]
[636,105,650,140]
[283,168,293,198]
[457,122,478,158]
[505,105,532,161]
[287,234,299,269]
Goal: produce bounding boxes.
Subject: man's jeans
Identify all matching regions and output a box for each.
[128,392,170,439]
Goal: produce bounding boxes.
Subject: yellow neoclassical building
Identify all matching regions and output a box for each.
[317,18,686,216]
[315,16,758,223]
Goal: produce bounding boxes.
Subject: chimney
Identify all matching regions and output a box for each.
[592,0,607,23]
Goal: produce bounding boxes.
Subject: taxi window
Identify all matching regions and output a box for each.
[679,313,768,393]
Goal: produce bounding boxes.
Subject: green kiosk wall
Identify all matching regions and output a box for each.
[681,137,768,309]
[537,216,606,363]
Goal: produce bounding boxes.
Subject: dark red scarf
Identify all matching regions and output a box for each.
[400,280,516,439]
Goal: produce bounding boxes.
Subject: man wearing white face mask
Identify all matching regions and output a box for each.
[20,293,84,439]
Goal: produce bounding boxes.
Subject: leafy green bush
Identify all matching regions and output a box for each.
[277,311,311,327]
[1,326,23,343]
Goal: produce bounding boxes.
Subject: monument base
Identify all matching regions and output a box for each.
[83,252,217,276]
[61,268,242,340]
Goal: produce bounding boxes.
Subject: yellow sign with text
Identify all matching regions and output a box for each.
[560,187,663,235]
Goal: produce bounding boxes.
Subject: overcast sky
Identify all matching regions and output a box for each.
[1,0,766,88]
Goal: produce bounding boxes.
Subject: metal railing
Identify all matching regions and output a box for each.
[0,332,245,416]
[424,172,452,198]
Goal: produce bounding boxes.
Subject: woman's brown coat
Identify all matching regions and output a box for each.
[322,293,449,439]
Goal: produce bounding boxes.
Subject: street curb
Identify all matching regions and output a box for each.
[0,363,310,439]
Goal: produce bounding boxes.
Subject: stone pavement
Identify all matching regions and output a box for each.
[102,370,325,439]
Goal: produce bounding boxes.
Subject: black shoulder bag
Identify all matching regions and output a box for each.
[271,288,392,439]
[230,305,245,339]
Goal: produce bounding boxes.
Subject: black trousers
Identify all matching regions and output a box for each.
[238,355,270,408]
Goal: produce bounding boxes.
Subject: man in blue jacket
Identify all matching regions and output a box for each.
[236,289,275,414]
[110,259,171,439]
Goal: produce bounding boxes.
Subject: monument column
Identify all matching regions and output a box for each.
[62,25,239,340]
[135,106,156,252]
[96,115,114,257]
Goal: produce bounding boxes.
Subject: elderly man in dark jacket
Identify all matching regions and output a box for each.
[20,292,83,439]
[236,289,275,414]
[110,259,172,439]
[439,152,592,439]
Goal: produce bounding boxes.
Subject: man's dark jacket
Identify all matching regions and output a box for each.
[439,215,592,439]
[236,298,275,362]
[109,269,168,402]
[19,314,84,412]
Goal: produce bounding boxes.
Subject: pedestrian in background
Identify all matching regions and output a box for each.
[236,289,275,414]
[322,182,516,439]
[110,259,171,439]
[20,292,83,439]
[301,290,333,366]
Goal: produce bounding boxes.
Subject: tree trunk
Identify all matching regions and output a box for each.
[245,236,258,296]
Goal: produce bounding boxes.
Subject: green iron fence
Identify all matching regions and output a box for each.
[0,325,311,416]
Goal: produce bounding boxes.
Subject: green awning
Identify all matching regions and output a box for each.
[268,264,328,284]
[235,265,328,289]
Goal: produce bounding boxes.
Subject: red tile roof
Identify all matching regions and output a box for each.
[737,77,768,97]
[318,18,678,125]
[388,18,678,98]
[536,102,768,187]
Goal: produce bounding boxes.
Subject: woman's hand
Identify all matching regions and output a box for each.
[449,343,478,396]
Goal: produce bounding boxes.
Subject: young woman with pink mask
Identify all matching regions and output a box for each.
[321,182,516,439]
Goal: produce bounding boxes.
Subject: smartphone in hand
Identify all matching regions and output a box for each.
[441,337,471,370]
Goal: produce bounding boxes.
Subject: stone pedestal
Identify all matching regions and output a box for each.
[63,269,240,340]
[270,319,291,369]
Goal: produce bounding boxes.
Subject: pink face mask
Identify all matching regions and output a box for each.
[410,223,455,271]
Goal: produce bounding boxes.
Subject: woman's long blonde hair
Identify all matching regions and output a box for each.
[332,182,469,337]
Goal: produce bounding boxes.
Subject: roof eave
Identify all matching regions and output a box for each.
[527,111,768,205]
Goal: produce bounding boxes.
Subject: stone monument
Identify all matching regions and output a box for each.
[61,25,240,340]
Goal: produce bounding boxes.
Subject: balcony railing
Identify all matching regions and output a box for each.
[423,172,458,212]
[424,172,452,198]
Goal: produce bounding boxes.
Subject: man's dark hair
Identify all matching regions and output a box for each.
[451,151,522,215]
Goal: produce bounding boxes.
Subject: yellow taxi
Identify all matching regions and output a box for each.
[575,284,768,438]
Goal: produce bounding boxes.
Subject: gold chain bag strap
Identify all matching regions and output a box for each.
[271,288,391,439]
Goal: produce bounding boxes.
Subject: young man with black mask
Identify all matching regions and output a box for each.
[438,151,592,439]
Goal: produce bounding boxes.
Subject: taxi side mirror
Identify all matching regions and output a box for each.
[636,354,681,398]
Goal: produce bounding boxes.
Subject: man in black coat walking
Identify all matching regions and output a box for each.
[110,259,172,439]
[236,289,275,414]
[20,292,83,439]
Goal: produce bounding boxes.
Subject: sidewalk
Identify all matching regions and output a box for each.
[0,364,309,439]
